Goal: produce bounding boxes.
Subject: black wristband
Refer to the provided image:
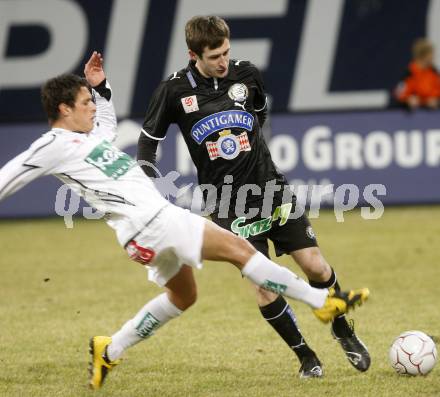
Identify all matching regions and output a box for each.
[93,79,111,101]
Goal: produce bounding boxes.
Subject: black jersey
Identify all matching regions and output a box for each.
[140,60,286,212]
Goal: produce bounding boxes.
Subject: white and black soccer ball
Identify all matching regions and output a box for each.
[389,331,437,375]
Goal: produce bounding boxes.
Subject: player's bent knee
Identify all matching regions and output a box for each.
[308,260,329,280]
[293,247,331,281]
[181,282,198,309]
[168,287,197,311]
[308,266,330,283]
[165,265,198,310]
[186,286,198,308]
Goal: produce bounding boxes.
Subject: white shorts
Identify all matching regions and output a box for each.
[125,205,206,287]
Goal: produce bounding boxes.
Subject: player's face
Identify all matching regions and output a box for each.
[195,39,230,78]
[69,86,96,133]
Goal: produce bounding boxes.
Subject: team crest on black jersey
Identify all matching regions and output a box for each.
[306,226,316,239]
[228,83,248,102]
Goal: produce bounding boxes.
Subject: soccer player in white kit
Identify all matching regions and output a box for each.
[0,52,369,390]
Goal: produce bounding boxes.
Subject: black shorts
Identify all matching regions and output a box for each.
[211,193,318,258]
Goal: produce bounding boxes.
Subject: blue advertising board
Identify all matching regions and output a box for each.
[0,109,439,218]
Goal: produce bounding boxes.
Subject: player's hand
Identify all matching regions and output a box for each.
[84,51,106,87]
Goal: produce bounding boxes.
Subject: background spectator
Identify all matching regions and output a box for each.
[394,38,440,110]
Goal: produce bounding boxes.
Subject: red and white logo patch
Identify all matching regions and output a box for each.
[181,95,199,113]
[126,240,155,265]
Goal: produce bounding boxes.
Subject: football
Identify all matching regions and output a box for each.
[389,331,437,375]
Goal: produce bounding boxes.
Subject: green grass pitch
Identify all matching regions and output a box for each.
[0,206,439,396]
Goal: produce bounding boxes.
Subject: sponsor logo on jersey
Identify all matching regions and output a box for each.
[231,203,292,239]
[191,110,254,144]
[181,95,199,113]
[205,130,251,160]
[85,140,137,179]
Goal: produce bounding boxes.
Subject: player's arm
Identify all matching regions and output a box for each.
[252,66,268,127]
[84,51,117,142]
[137,81,175,177]
[0,135,58,201]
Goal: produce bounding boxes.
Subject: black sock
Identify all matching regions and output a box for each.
[309,268,336,289]
[309,270,353,338]
[259,295,315,361]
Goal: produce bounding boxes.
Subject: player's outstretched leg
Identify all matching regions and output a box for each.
[88,291,183,390]
[88,266,196,389]
[201,220,369,323]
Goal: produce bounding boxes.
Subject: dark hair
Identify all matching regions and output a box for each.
[185,16,230,57]
[41,74,90,122]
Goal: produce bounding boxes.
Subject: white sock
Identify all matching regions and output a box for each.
[107,293,182,361]
[241,252,328,309]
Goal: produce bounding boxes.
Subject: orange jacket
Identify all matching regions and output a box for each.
[395,61,440,104]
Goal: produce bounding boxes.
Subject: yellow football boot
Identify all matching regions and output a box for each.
[88,336,120,390]
[313,288,370,323]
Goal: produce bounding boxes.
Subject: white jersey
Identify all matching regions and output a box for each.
[0,82,170,246]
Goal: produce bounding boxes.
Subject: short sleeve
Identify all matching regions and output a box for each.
[141,81,176,141]
[251,66,267,112]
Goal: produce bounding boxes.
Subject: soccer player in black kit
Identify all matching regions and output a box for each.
[138,16,370,378]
